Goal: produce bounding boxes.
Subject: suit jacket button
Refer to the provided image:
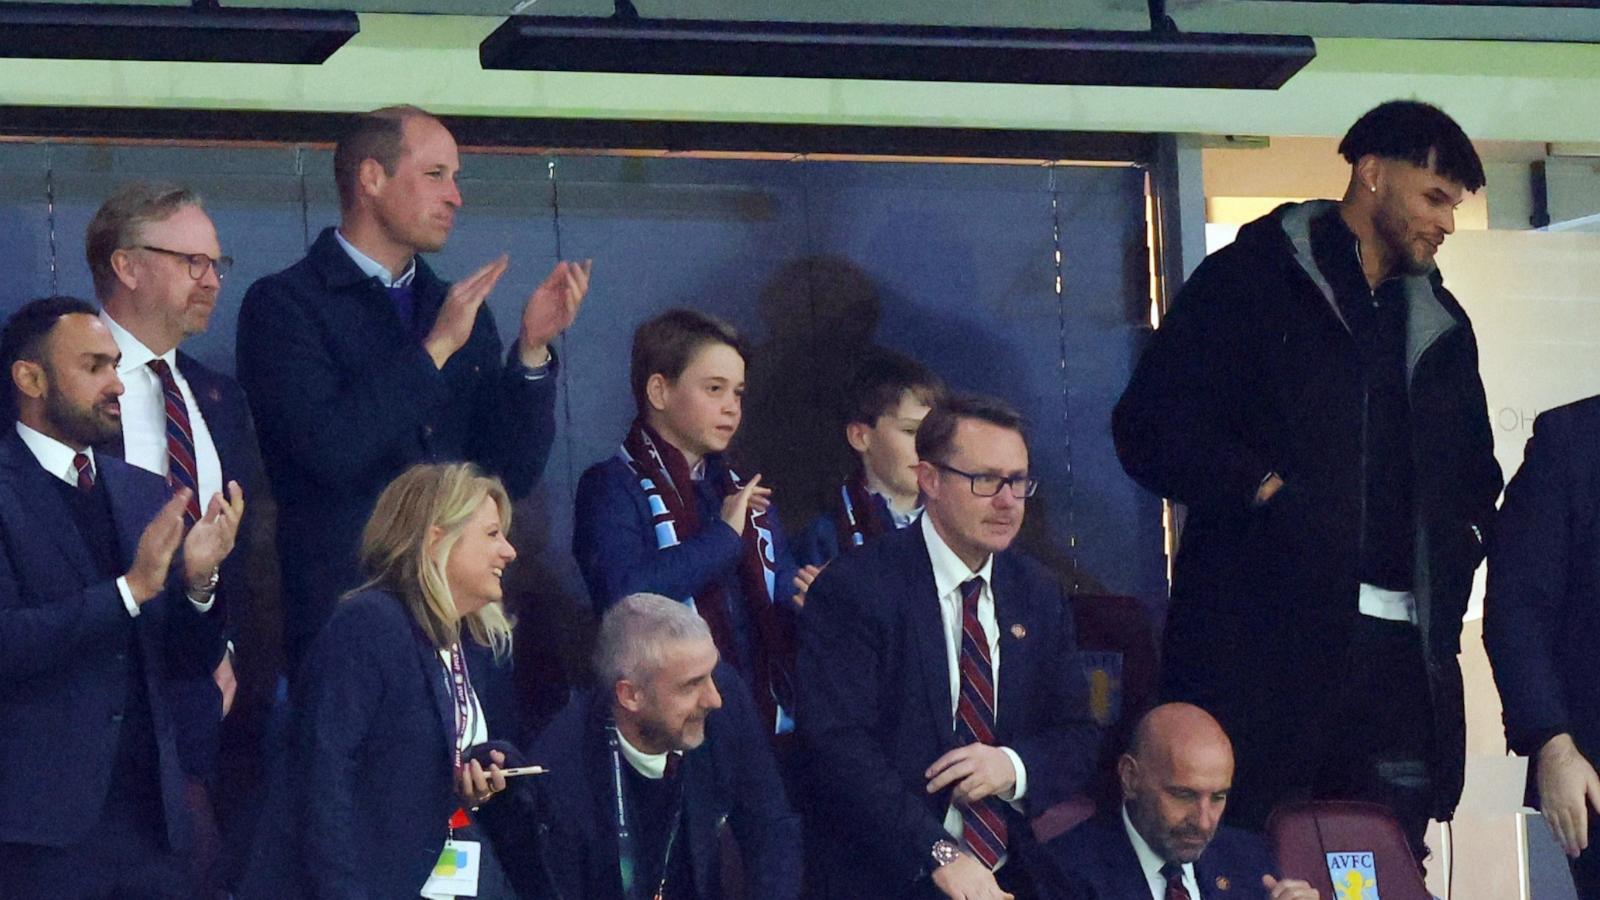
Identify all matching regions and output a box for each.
[423,424,435,437]
[109,712,124,723]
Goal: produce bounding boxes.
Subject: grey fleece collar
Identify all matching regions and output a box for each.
[1277,200,1458,386]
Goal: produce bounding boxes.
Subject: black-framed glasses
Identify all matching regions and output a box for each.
[932,463,1039,499]
[139,246,233,281]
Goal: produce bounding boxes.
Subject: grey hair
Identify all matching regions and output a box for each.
[593,593,713,686]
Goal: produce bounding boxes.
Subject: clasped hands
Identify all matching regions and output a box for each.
[926,743,1017,900]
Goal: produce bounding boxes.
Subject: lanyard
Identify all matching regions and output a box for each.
[446,643,477,838]
[447,643,476,768]
[607,724,682,900]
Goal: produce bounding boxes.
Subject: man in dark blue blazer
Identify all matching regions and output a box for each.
[796,393,1100,900]
[86,181,273,892]
[480,593,802,900]
[0,297,241,897]
[236,105,589,671]
[1486,395,1600,898]
[1035,704,1317,900]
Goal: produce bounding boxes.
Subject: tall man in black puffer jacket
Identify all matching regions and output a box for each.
[1113,100,1502,861]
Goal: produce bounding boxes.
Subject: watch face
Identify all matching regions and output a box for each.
[932,840,961,866]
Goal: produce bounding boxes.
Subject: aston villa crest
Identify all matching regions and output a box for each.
[1326,851,1379,900]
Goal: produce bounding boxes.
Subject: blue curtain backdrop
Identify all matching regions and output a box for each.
[0,141,1164,628]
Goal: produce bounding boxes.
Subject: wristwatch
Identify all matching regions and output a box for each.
[186,567,220,603]
[931,839,964,869]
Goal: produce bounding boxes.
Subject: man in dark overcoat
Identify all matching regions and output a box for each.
[1112,100,1503,859]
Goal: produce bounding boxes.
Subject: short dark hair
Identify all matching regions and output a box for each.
[1,296,100,418]
[844,348,945,425]
[914,391,1028,466]
[333,105,437,212]
[85,181,204,300]
[629,309,748,414]
[1339,100,1485,192]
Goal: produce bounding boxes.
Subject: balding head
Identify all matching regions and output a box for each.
[1119,703,1235,865]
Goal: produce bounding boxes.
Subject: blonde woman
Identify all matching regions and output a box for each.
[243,462,521,898]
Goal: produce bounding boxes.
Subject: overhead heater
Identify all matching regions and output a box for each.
[479,1,1315,90]
[0,2,358,64]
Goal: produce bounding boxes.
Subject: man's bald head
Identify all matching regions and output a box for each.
[1120,703,1236,865]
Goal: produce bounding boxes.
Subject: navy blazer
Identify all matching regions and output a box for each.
[1486,395,1600,790]
[1035,811,1276,900]
[240,589,517,899]
[99,349,267,779]
[792,492,896,568]
[795,520,1101,898]
[479,663,802,900]
[573,454,798,678]
[236,228,556,668]
[0,429,222,849]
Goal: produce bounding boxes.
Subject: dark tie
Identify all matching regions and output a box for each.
[147,359,202,526]
[1161,862,1192,900]
[954,576,1008,869]
[72,452,94,492]
[387,282,416,335]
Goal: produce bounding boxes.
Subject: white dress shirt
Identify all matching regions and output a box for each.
[920,514,1028,862]
[14,422,212,616]
[101,312,224,508]
[616,727,683,780]
[1123,804,1201,900]
[438,649,490,753]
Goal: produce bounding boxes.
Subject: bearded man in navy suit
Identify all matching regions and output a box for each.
[0,296,243,897]
[1036,704,1319,900]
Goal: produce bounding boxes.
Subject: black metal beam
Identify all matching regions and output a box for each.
[0,3,358,64]
[480,17,1316,91]
[0,105,1156,164]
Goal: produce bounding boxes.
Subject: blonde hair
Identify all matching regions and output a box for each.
[352,462,514,660]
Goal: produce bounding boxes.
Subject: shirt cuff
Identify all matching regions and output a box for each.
[116,576,139,618]
[512,344,556,380]
[999,746,1027,803]
[188,590,217,614]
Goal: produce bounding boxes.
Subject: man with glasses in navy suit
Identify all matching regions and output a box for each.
[86,181,269,894]
[797,392,1099,900]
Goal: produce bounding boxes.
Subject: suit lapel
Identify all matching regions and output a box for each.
[902,525,958,754]
[1,432,98,579]
[1105,813,1160,898]
[176,352,226,476]
[990,553,1029,743]
[412,630,457,767]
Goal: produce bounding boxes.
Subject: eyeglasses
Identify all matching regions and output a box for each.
[139,246,234,281]
[932,463,1039,499]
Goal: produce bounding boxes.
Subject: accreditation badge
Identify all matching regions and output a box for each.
[421,839,481,899]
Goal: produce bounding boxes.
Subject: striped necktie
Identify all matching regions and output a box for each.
[1162,862,1192,900]
[954,576,1008,869]
[72,452,94,491]
[147,359,202,526]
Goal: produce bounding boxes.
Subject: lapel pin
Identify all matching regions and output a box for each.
[1010,623,1027,639]
[1215,875,1230,891]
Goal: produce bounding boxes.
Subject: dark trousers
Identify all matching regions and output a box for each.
[1224,614,1434,864]
[1573,842,1600,900]
[1311,615,1435,862]
[0,803,188,900]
